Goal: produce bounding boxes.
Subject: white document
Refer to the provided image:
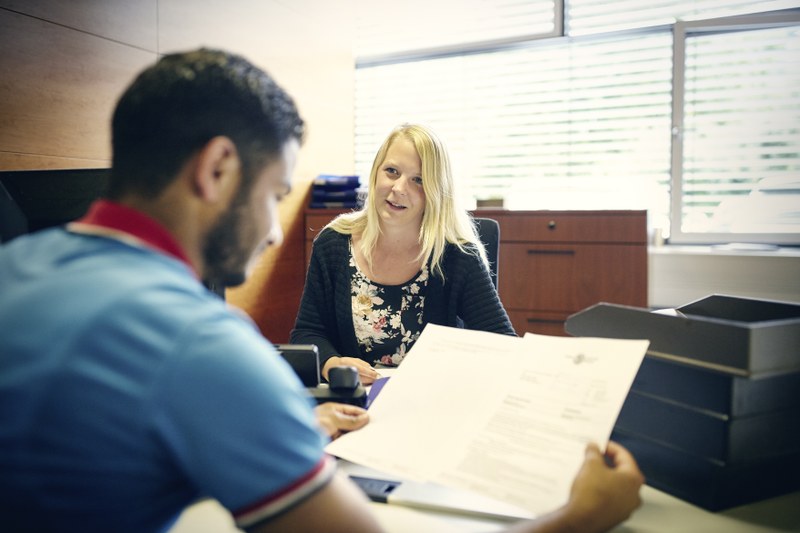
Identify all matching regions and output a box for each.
[325,324,648,515]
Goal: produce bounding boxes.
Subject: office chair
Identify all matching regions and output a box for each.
[473,217,500,289]
[0,182,28,244]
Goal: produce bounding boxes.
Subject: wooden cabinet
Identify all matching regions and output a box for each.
[303,209,648,336]
[488,210,648,336]
[304,209,344,266]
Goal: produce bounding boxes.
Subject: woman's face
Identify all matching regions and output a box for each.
[374,137,426,232]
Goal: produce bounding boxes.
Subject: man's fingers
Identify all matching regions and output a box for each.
[334,404,368,417]
[335,410,369,431]
[584,442,604,462]
[605,442,641,471]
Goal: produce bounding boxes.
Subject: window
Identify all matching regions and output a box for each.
[672,16,800,244]
[354,2,800,245]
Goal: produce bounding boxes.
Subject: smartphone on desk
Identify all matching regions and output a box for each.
[342,461,534,521]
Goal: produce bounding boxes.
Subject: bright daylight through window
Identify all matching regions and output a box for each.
[354,1,800,245]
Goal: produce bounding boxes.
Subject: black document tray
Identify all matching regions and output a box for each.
[565,294,800,378]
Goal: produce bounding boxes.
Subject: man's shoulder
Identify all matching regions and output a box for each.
[2,228,194,283]
[0,227,72,262]
[4,230,234,354]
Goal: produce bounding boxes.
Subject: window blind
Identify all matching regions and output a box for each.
[355,34,673,218]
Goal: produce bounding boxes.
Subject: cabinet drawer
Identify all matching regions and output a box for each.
[305,210,343,267]
[507,310,569,337]
[305,212,339,240]
[494,212,646,243]
[498,243,647,312]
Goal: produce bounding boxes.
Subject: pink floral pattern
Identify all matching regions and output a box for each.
[349,243,428,366]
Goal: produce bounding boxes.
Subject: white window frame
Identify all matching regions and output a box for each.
[669,10,800,245]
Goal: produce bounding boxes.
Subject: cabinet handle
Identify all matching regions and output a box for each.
[526,318,564,324]
[526,249,575,255]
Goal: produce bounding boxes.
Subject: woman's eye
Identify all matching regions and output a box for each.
[384,167,398,176]
[412,177,423,185]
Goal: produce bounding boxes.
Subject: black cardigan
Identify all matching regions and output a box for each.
[290,228,516,367]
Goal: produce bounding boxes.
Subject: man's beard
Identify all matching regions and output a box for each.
[202,194,256,288]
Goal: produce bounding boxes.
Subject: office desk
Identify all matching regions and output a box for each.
[170,482,800,532]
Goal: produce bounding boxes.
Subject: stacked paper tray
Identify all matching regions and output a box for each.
[566,295,800,510]
[566,294,800,378]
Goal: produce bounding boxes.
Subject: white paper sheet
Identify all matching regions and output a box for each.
[326,324,648,515]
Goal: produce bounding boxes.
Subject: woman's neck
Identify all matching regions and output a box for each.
[376,222,420,252]
[353,224,423,285]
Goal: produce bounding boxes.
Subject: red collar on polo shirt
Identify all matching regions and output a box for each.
[69,199,199,279]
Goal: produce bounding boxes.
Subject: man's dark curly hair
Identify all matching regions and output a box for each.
[108,48,304,199]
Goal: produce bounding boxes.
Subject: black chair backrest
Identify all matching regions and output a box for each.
[473,217,500,289]
[0,182,28,244]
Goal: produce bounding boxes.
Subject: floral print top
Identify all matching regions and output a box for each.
[349,241,429,366]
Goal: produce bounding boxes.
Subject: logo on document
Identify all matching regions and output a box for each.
[566,352,596,365]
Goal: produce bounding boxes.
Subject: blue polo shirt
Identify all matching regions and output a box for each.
[0,202,331,532]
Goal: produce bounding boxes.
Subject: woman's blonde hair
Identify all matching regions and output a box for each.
[328,123,487,279]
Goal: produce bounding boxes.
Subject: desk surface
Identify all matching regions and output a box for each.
[170,482,800,533]
[171,370,800,531]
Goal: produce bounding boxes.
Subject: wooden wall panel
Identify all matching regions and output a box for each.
[0,152,107,170]
[226,181,313,343]
[0,0,157,51]
[0,8,155,168]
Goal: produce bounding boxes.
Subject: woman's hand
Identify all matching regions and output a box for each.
[315,402,369,440]
[323,356,380,385]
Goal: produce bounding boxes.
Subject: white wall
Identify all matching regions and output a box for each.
[158,0,357,180]
[649,246,800,308]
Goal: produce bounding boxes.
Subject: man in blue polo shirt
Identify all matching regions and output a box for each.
[0,48,375,533]
[0,49,644,533]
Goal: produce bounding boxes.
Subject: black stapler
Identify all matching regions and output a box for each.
[308,366,368,408]
[275,344,367,408]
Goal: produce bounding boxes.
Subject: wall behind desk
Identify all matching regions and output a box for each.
[0,0,357,343]
[649,246,800,308]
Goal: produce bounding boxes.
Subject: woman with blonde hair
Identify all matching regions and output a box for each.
[291,124,515,384]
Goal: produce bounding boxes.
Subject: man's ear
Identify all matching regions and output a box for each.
[193,136,240,203]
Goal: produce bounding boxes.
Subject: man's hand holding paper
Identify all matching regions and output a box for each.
[325,323,649,518]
